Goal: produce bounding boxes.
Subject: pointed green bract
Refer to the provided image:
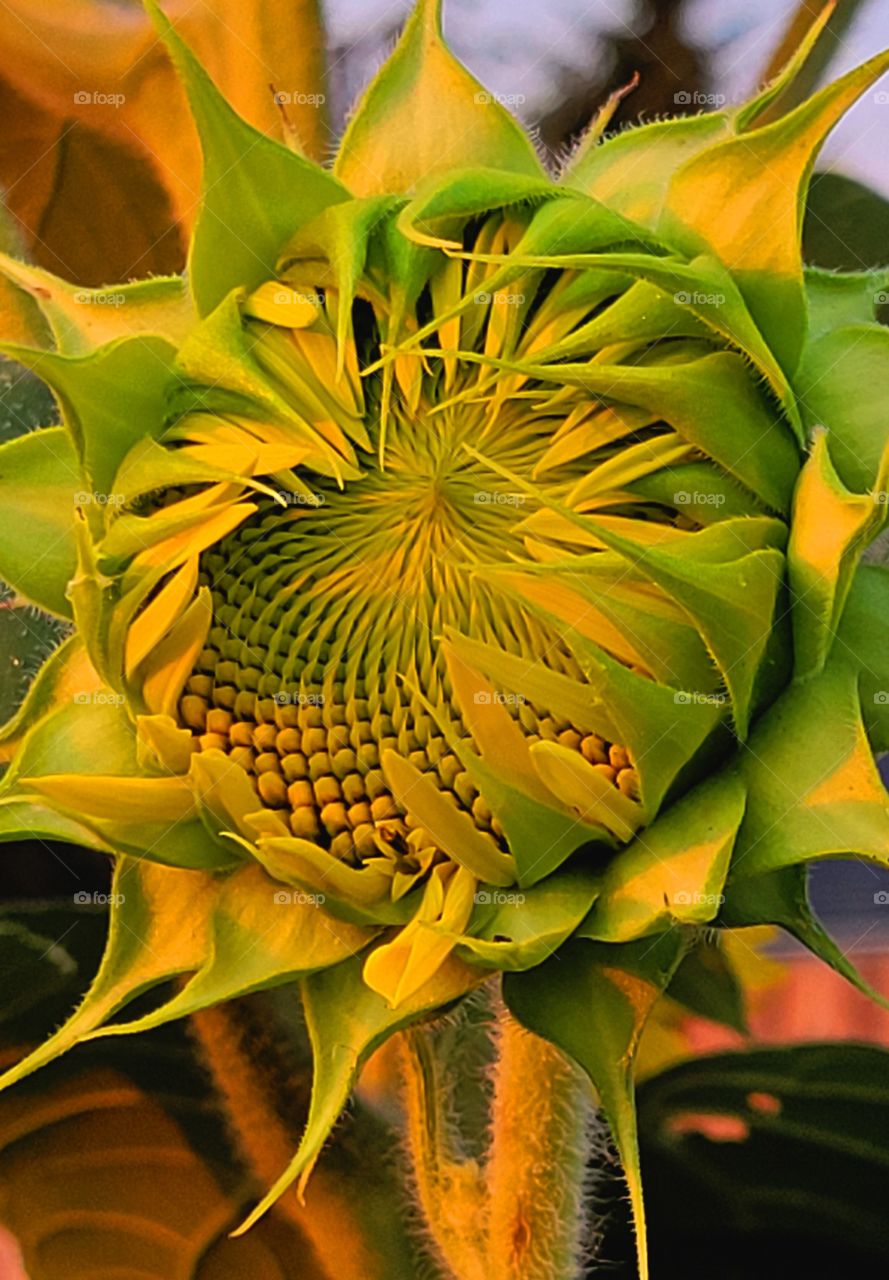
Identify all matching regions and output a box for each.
[145,0,348,314]
[334,0,543,194]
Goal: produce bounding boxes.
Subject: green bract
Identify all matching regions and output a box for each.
[1,3,889,1274]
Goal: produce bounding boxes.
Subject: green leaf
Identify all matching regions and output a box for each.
[666,938,747,1035]
[504,932,688,1280]
[234,949,479,1235]
[582,773,746,942]
[0,427,78,616]
[457,868,601,971]
[660,49,889,373]
[804,172,889,271]
[837,565,889,751]
[796,324,889,493]
[0,255,195,356]
[720,863,889,1011]
[333,0,544,195]
[0,858,216,1094]
[0,337,176,496]
[638,1044,889,1257]
[88,865,376,1039]
[733,661,889,877]
[145,0,348,315]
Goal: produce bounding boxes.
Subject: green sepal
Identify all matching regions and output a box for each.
[733,661,889,876]
[85,864,377,1039]
[145,0,348,314]
[0,795,113,853]
[0,857,217,1094]
[805,266,889,339]
[233,948,480,1235]
[396,169,557,250]
[666,937,748,1035]
[660,48,889,372]
[0,634,95,749]
[504,932,690,1280]
[0,426,78,617]
[789,429,888,678]
[629,461,767,524]
[333,0,544,195]
[720,864,889,1013]
[581,772,746,942]
[580,516,786,739]
[837,566,889,751]
[0,254,194,355]
[463,349,800,513]
[795,323,889,492]
[0,336,177,496]
[458,868,601,971]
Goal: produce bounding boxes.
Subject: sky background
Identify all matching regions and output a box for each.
[325,0,889,195]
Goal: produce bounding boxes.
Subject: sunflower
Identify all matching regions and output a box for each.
[1,3,888,1275]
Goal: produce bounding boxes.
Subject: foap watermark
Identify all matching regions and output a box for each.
[674,490,725,507]
[473,690,525,706]
[473,490,526,505]
[674,90,726,108]
[473,290,526,306]
[674,890,725,907]
[273,889,326,906]
[474,889,526,905]
[273,287,324,307]
[275,491,326,507]
[74,290,126,307]
[74,90,125,108]
[75,891,126,905]
[474,91,526,107]
[74,691,126,706]
[273,91,326,107]
[674,290,726,307]
[75,491,125,507]
[272,691,326,706]
[674,691,727,706]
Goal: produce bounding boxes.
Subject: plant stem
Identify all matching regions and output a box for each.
[485,1010,594,1280]
[400,996,596,1280]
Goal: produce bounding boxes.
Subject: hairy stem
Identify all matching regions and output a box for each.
[400,998,596,1280]
[485,1010,594,1280]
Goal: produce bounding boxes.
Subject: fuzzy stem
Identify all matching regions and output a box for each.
[190,999,388,1280]
[400,1001,596,1280]
[485,1010,594,1280]
[399,1030,490,1280]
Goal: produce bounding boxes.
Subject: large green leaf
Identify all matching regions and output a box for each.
[638,1045,889,1259]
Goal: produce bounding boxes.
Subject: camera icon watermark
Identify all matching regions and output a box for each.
[674,491,725,507]
[473,690,526,706]
[674,691,727,706]
[674,890,725,907]
[874,891,889,905]
[875,91,889,105]
[75,491,124,507]
[674,90,726,107]
[875,291,889,306]
[874,691,889,705]
[272,91,326,106]
[674,290,726,307]
[74,90,125,108]
[73,691,126,706]
[272,691,326,706]
[273,889,326,905]
[474,91,526,107]
[473,490,526,505]
[74,290,126,307]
